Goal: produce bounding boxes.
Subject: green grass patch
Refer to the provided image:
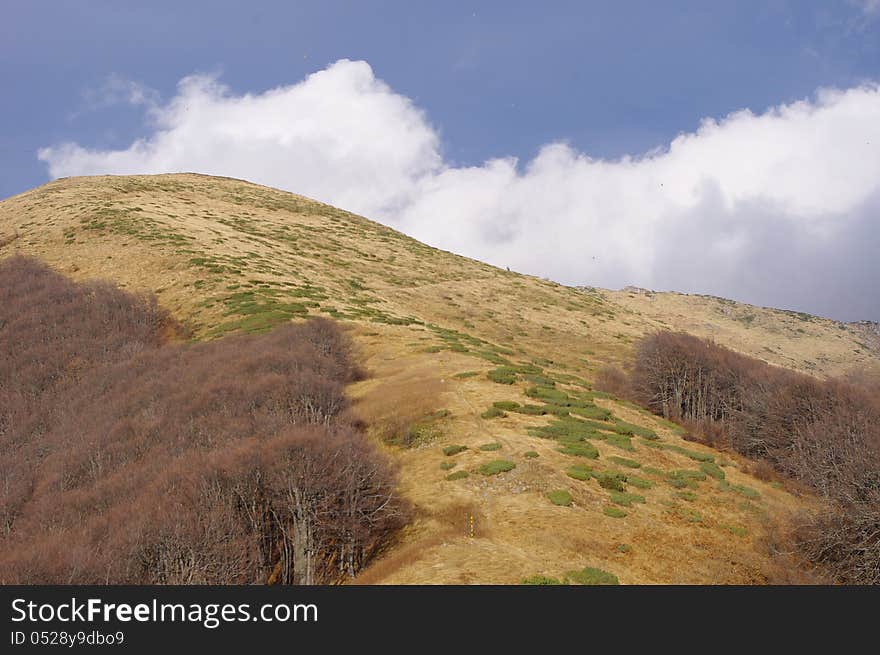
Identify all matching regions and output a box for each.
[512,404,547,415]
[492,401,520,411]
[524,450,539,458]
[547,490,573,506]
[624,475,654,489]
[596,472,627,491]
[663,444,715,462]
[605,434,635,451]
[479,442,502,451]
[453,371,479,379]
[569,405,614,420]
[603,506,627,518]
[523,374,556,386]
[528,418,603,441]
[442,445,467,456]
[481,407,507,419]
[667,469,706,489]
[675,491,698,502]
[719,480,760,499]
[564,567,620,585]
[638,439,666,450]
[446,470,469,481]
[440,461,457,471]
[542,404,572,417]
[478,460,516,476]
[487,367,518,384]
[699,461,726,480]
[520,575,564,585]
[608,456,641,468]
[566,464,593,481]
[558,441,599,459]
[613,420,658,440]
[609,490,646,506]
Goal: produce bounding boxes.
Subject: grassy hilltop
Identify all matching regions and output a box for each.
[3,173,877,584]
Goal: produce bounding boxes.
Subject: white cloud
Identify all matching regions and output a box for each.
[39,60,880,320]
[74,75,161,117]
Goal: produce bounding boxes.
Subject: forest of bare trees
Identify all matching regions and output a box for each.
[610,331,880,583]
[0,255,408,584]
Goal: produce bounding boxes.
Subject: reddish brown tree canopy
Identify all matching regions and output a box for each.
[0,256,407,584]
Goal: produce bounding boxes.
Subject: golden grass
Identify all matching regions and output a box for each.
[1,173,872,585]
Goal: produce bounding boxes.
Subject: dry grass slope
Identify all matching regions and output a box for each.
[3,173,875,584]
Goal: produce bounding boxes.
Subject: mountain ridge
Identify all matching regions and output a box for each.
[2,173,875,583]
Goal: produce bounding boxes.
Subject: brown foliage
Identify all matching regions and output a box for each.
[628,330,880,583]
[0,256,408,584]
[594,365,632,399]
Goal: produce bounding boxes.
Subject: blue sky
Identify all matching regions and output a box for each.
[3,1,880,319]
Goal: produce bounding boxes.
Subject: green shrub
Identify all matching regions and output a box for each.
[565,567,620,585]
[478,460,516,476]
[566,464,593,481]
[446,470,469,481]
[699,461,725,480]
[524,450,539,458]
[605,433,635,452]
[492,401,520,411]
[624,475,654,489]
[667,469,706,488]
[487,368,518,384]
[479,442,502,451]
[596,472,627,491]
[608,456,641,468]
[609,490,646,506]
[547,490,573,506]
[525,385,570,404]
[453,371,479,379]
[664,444,715,462]
[443,444,467,456]
[613,420,658,440]
[603,506,627,518]
[719,480,760,498]
[542,404,572,417]
[642,466,666,477]
[513,404,547,415]
[525,386,604,412]
[440,461,457,470]
[521,575,563,585]
[569,405,613,420]
[528,418,598,440]
[639,439,666,450]
[481,407,507,419]
[558,441,599,459]
[523,374,556,387]
[675,491,697,502]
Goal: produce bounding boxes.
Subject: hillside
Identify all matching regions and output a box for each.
[2,173,877,584]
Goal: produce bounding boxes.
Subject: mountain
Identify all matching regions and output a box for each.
[2,173,876,584]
